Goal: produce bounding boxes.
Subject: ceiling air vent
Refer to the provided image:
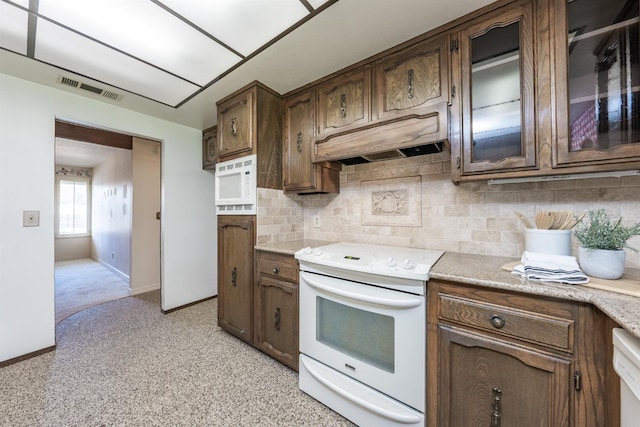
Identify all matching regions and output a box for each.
[56,75,123,102]
[57,75,79,88]
[101,90,122,101]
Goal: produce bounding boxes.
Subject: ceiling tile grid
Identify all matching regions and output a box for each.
[0,0,335,107]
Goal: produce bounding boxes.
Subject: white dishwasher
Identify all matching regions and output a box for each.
[613,328,640,424]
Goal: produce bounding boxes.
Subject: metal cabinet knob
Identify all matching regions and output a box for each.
[273,267,280,274]
[490,315,505,329]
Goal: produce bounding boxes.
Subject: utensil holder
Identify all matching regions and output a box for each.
[525,229,572,256]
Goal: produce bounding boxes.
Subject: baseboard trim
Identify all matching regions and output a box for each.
[130,283,160,296]
[0,345,56,368]
[162,295,217,314]
[93,257,130,282]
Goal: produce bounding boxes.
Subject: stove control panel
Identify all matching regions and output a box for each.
[296,243,443,281]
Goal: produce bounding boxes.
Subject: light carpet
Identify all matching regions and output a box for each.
[55,258,130,324]
[0,291,353,426]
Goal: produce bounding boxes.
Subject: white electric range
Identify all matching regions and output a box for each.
[296,242,444,427]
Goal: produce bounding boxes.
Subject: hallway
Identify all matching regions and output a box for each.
[55,258,129,323]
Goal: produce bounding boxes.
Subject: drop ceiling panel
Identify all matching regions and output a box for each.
[0,0,499,129]
[37,0,242,86]
[35,19,200,106]
[160,0,309,56]
[0,3,29,55]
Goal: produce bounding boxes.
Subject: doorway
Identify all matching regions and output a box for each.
[54,120,161,323]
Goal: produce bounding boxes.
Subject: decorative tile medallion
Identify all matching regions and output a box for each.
[361,176,422,226]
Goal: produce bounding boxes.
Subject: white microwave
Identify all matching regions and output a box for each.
[214,154,257,215]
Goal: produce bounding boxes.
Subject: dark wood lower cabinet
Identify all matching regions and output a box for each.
[427,279,619,427]
[217,237,300,371]
[217,215,255,344]
[255,250,299,370]
[438,325,571,426]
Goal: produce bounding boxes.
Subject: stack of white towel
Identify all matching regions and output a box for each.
[512,251,589,284]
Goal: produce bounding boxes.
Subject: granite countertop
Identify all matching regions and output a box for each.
[431,252,640,340]
[255,240,335,255]
[255,242,640,340]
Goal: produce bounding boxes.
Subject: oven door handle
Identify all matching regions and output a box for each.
[300,356,423,424]
[301,272,423,309]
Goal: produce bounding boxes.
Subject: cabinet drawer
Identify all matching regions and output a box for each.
[257,252,298,283]
[438,294,574,352]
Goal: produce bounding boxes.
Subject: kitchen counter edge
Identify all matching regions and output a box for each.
[431,252,640,341]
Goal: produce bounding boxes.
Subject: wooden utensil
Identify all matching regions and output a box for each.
[535,211,554,229]
[514,212,533,229]
[552,211,572,229]
[560,212,585,230]
[551,211,565,229]
[558,213,574,230]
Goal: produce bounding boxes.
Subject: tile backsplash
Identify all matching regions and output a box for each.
[258,151,640,268]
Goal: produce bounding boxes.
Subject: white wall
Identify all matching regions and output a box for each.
[0,73,217,362]
[54,236,91,261]
[92,148,132,278]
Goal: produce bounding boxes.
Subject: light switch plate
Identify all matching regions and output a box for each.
[23,210,40,227]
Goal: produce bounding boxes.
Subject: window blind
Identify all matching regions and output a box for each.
[59,179,88,235]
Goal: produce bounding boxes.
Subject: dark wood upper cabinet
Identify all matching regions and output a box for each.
[450,0,640,182]
[316,68,372,142]
[284,91,316,191]
[552,0,640,167]
[202,125,217,170]
[374,35,450,121]
[216,81,283,189]
[283,90,341,194]
[452,2,537,177]
[217,89,253,159]
[311,48,449,163]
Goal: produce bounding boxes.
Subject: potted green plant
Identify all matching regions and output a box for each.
[574,209,640,279]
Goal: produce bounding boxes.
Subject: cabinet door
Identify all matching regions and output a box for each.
[217,215,255,344]
[284,91,316,191]
[375,36,449,121]
[553,0,640,166]
[316,68,371,141]
[456,3,537,175]
[437,325,571,427]
[202,125,217,170]
[283,91,341,193]
[217,89,254,159]
[255,275,298,370]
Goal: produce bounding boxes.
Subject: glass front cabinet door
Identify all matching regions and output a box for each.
[554,0,640,166]
[454,3,536,176]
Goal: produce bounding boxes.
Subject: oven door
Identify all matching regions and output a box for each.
[299,270,425,412]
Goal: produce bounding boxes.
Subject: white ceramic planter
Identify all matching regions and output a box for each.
[578,247,626,280]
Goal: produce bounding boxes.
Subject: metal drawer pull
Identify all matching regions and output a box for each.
[231,267,237,287]
[491,387,502,427]
[273,267,280,274]
[340,93,347,118]
[408,68,414,99]
[274,307,281,331]
[231,118,237,136]
[296,132,303,153]
[490,315,505,329]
